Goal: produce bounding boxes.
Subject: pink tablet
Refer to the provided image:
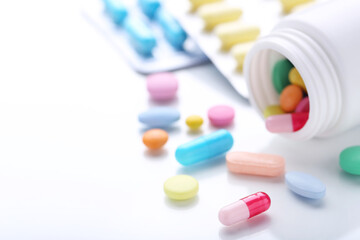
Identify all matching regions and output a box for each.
[208,105,235,127]
[146,72,178,101]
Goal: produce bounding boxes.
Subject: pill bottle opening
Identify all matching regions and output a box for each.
[247,49,310,135]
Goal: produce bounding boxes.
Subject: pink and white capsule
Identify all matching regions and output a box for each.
[218,192,271,226]
[266,112,309,133]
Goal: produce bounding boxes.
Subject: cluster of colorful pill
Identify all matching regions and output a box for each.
[103,0,187,56]
[187,0,260,72]
[264,59,309,133]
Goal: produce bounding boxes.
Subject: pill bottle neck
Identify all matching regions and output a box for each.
[245,28,342,140]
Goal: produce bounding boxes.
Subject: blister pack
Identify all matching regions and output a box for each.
[165,0,321,98]
[82,0,209,74]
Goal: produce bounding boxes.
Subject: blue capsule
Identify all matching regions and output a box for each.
[138,107,180,128]
[138,0,161,19]
[176,130,234,166]
[155,9,187,50]
[103,0,128,25]
[124,17,157,56]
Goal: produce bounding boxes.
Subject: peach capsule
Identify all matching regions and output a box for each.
[280,85,303,112]
[142,129,168,149]
[226,152,285,177]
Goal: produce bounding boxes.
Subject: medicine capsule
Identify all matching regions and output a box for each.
[142,129,168,149]
[289,68,307,92]
[103,0,128,25]
[189,0,223,11]
[138,0,161,19]
[186,115,204,130]
[263,105,285,118]
[295,97,309,113]
[280,85,303,112]
[272,59,293,94]
[124,17,157,56]
[175,129,233,166]
[155,9,187,49]
[266,112,308,133]
[198,3,242,31]
[215,23,260,51]
[231,42,254,71]
[226,152,285,177]
[279,0,314,14]
[218,192,271,226]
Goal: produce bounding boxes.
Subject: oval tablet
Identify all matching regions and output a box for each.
[186,115,204,130]
[138,107,180,128]
[285,171,326,199]
[164,175,199,200]
[340,146,360,175]
[272,59,293,94]
[226,152,285,177]
[280,85,303,113]
[208,105,235,127]
[142,129,168,149]
[146,72,178,101]
[175,129,233,166]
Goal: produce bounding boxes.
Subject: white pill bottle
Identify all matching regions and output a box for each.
[244,0,360,140]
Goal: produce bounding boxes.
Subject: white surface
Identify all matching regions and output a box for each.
[1,0,360,239]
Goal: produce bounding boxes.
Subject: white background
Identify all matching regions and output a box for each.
[1,0,360,239]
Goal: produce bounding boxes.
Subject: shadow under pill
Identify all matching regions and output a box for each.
[186,129,204,136]
[139,125,181,134]
[164,196,199,210]
[219,214,272,240]
[147,96,179,108]
[288,190,326,208]
[227,172,285,185]
[144,149,168,158]
[338,170,360,185]
[176,154,226,176]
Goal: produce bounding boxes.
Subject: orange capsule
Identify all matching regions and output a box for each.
[280,85,303,112]
[142,129,168,149]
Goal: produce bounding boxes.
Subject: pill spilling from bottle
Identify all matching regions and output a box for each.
[264,60,309,133]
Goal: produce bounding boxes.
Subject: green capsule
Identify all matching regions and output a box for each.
[272,59,293,94]
[339,146,360,175]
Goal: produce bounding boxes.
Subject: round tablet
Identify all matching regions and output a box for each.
[142,129,168,149]
[146,72,178,101]
[164,175,199,200]
[186,115,203,130]
[208,105,235,127]
[285,171,326,199]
